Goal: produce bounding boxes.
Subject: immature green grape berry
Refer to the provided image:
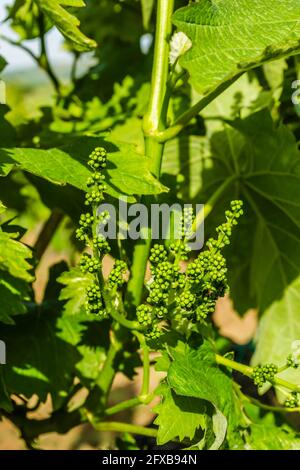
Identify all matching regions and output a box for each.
[177,290,196,310]
[80,253,101,274]
[147,287,168,306]
[171,272,186,289]
[285,393,299,408]
[181,206,194,238]
[252,363,278,387]
[207,200,244,249]
[76,212,94,241]
[262,363,278,381]
[216,222,232,246]
[86,283,101,301]
[75,227,87,242]
[93,235,110,255]
[155,306,168,319]
[79,213,94,228]
[230,200,244,218]
[155,261,177,282]
[209,252,227,282]
[149,244,168,265]
[85,187,106,206]
[88,147,107,171]
[252,365,266,387]
[136,304,153,328]
[286,353,300,369]
[145,323,163,340]
[196,297,216,321]
[85,283,107,318]
[98,210,110,224]
[108,260,127,287]
[86,172,106,188]
[169,240,191,261]
[187,251,210,282]
[148,261,179,304]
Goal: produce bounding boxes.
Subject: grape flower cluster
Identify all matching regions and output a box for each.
[136,200,244,340]
[75,147,127,318]
[285,393,299,409]
[251,363,278,388]
[75,165,244,341]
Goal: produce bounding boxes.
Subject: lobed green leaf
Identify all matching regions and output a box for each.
[173,0,300,95]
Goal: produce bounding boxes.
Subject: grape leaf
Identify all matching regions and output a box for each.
[0,228,34,324]
[244,410,300,450]
[0,293,110,409]
[185,108,300,384]
[227,113,300,383]
[0,231,33,281]
[56,311,109,386]
[154,383,206,445]
[57,267,110,385]
[163,135,210,201]
[58,267,93,316]
[0,311,79,409]
[0,136,167,198]
[173,0,300,95]
[0,272,32,324]
[167,341,240,447]
[34,0,96,51]
[248,423,300,450]
[75,344,106,383]
[161,75,265,202]
[0,106,17,177]
[7,0,43,39]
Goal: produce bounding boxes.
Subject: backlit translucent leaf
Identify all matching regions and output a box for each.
[154,383,206,445]
[35,0,96,51]
[1,137,167,198]
[173,1,300,95]
[0,226,33,324]
[168,341,240,447]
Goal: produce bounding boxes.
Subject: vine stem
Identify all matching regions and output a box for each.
[90,206,141,330]
[38,13,60,94]
[141,340,150,398]
[105,397,142,416]
[0,34,39,63]
[216,354,253,377]
[93,421,157,437]
[96,340,120,394]
[243,393,300,414]
[134,332,150,398]
[143,0,175,136]
[85,336,122,413]
[104,391,155,417]
[216,354,300,393]
[105,335,153,416]
[109,307,142,330]
[126,0,174,308]
[156,74,242,142]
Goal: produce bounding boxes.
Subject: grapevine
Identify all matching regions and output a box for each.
[1,0,300,453]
